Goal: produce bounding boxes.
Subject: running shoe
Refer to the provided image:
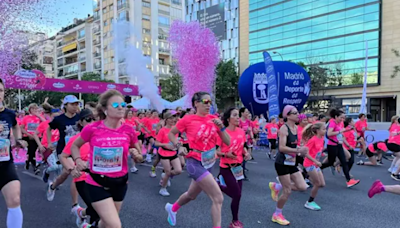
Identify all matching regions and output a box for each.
[267,152,271,159]
[146,154,152,163]
[335,165,342,174]
[34,166,40,175]
[149,170,157,178]
[46,181,56,201]
[161,173,171,187]
[271,213,290,226]
[304,201,321,211]
[159,188,170,197]
[378,160,383,165]
[368,180,384,198]
[391,173,400,181]
[130,167,138,173]
[347,179,360,188]
[229,220,243,228]
[219,175,226,187]
[357,160,364,165]
[42,169,49,183]
[269,182,280,202]
[80,222,91,228]
[165,203,177,226]
[71,205,85,227]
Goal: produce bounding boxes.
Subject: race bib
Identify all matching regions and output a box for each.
[337,133,343,144]
[284,153,296,166]
[316,152,322,161]
[92,146,123,173]
[353,130,357,138]
[0,139,10,162]
[152,123,157,130]
[27,123,39,133]
[201,147,216,169]
[271,128,277,134]
[231,165,244,181]
[65,136,71,144]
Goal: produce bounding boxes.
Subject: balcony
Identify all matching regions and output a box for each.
[158,34,168,40]
[93,26,100,34]
[57,62,64,67]
[159,65,170,77]
[79,55,86,62]
[81,67,87,72]
[94,14,100,21]
[64,70,79,77]
[158,23,169,28]
[94,52,101,58]
[160,0,170,3]
[94,63,101,69]
[93,39,100,46]
[65,59,78,65]
[171,0,181,4]
[58,38,77,47]
[117,2,128,10]
[159,47,170,54]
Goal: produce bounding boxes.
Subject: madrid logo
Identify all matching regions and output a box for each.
[252,73,269,104]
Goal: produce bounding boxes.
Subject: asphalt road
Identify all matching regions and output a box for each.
[0,149,398,228]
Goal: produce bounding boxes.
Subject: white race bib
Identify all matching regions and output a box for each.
[271,128,277,134]
[230,165,244,181]
[0,139,10,162]
[337,133,343,144]
[27,123,39,133]
[201,147,216,169]
[92,146,123,173]
[284,154,296,166]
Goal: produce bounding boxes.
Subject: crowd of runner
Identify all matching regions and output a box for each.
[1,78,400,228]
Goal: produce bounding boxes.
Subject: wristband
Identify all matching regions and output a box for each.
[74,157,82,162]
[221,127,226,132]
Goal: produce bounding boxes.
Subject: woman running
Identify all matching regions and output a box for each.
[72,89,142,228]
[302,122,326,211]
[357,141,388,166]
[217,107,251,228]
[165,91,230,228]
[265,117,278,159]
[20,103,45,174]
[320,109,360,188]
[387,116,400,174]
[368,180,400,198]
[124,108,141,174]
[268,105,308,226]
[238,108,253,180]
[355,113,372,157]
[143,110,160,164]
[155,110,182,196]
[0,78,27,228]
[60,109,99,227]
[342,117,357,172]
[387,115,400,180]
[296,114,309,183]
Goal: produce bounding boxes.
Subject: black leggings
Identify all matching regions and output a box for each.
[23,137,37,168]
[321,145,351,181]
[347,149,355,172]
[75,181,99,224]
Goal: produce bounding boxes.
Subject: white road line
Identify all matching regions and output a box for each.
[22,171,42,180]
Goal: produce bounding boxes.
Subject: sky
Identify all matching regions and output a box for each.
[30,0,94,36]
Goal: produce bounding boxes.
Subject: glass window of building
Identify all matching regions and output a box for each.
[158,16,170,27]
[248,0,381,87]
[142,1,150,8]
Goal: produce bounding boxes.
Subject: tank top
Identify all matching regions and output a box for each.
[275,124,298,165]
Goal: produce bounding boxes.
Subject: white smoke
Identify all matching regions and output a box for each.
[112,20,164,112]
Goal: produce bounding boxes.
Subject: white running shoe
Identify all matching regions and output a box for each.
[46,181,56,202]
[161,173,171,187]
[149,170,157,178]
[165,203,177,226]
[146,154,152,163]
[159,188,170,196]
[71,205,85,227]
[130,167,138,173]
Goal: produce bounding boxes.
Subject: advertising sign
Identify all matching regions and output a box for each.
[197,3,226,41]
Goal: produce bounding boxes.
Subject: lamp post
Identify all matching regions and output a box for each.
[272,51,283,61]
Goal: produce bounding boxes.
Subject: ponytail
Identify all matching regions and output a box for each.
[302,122,325,142]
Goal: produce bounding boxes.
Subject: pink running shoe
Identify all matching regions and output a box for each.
[368,180,384,198]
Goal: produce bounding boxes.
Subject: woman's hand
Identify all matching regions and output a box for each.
[226,152,237,159]
[212,118,224,130]
[75,158,87,172]
[71,168,81,178]
[244,153,252,161]
[178,146,188,156]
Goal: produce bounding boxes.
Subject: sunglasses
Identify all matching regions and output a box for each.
[111,102,127,108]
[84,117,95,122]
[199,99,212,105]
[288,111,299,115]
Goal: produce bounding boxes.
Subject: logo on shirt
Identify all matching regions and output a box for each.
[196,123,218,150]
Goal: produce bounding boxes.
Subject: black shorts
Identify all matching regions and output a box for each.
[183,143,190,152]
[387,143,400,153]
[269,139,277,149]
[275,163,299,176]
[75,181,99,223]
[366,148,375,158]
[86,182,128,203]
[0,161,19,190]
[138,133,145,141]
[158,153,178,161]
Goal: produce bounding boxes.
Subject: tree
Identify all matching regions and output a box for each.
[351,72,363,85]
[215,60,239,111]
[159,65,183,102]
[81,72,114,102]
[391,49,400,78]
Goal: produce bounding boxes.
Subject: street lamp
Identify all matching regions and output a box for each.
[272,51,283,61]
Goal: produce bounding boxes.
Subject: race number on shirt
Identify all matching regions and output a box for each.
[0,139,11,161]
[92,146,123,173]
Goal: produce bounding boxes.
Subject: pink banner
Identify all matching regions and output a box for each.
[1,69,140,96]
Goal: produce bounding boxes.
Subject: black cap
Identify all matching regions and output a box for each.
[80,108,93,119]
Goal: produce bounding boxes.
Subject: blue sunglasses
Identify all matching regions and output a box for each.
[111,102,127,108]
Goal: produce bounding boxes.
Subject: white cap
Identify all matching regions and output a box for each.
[62,95,80,105]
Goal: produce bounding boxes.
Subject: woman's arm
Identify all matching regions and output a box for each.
[168,126,180,146]
[278,125,298,154]
[217,130,230,146]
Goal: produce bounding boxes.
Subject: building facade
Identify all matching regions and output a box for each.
[185,0,239,66]
[54,17,94,80]
[29,38,56,78]
[240,0,400,122]
[93,0,184,84]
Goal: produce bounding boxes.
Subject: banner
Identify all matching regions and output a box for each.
[263,52,280,118]
[239,61,311,116]
[360,41,368,114]
[2,69,140,96]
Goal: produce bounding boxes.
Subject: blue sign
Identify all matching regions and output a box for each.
[263,52,280,119]
[238,61,311,116]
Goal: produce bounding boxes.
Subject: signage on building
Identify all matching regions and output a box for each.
[197,3,226,41]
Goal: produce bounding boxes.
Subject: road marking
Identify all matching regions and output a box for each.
[247,161,258,164]
[22,171,42,180]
